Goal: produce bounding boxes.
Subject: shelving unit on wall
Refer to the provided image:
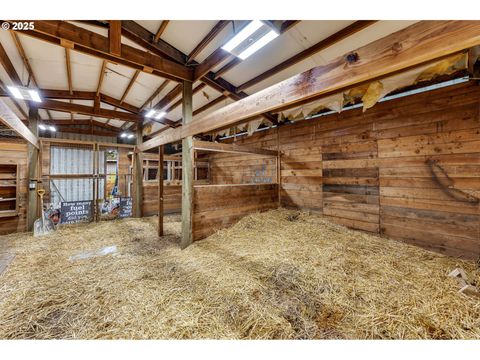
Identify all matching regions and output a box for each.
[0,163,19,218]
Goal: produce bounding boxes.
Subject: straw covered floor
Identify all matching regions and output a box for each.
[0,209,479,339]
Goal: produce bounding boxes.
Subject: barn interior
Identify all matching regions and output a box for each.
[0,19,479,339]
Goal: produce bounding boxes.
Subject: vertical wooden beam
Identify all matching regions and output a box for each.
[109,20,122,56]
[181,80,193,249]
[158,145,164,236]
[93,143,98,222]
[133,124,144,217]
[27,106,39,231]
[276,127,281,207]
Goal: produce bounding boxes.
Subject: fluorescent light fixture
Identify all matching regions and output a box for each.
[7,86,42,102]
[145,109,156,118]
[7,86,23,100]
[28,90,42,103]
[120,132,127,138]
[127,134,134,139]
[222,20,263,52]
[238,30,279,60]
[155,111,166,119]
[49,126,56,132]
[38,124,47,130]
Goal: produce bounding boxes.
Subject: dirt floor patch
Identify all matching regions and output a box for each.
[0,209,479,339]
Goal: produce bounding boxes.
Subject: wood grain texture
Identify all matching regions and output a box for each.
[192,184,278,241]
[141,20,480,151]
[210,81,480,259]
[16,20,192,82]
[0,140,28,235]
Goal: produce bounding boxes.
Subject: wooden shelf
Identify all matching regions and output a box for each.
[0,210,18,218]
[0,163,19,216]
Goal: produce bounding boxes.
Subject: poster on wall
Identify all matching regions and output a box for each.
[60,200,93,224]
[98,197,120,220]
[98,197,132,220]
[119,197,133,218]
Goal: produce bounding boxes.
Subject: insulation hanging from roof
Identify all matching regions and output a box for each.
[247,117,263,136]
[277,52,468,120]
[215,128,229,138]
[415,53,467,83]
[278,93,344,122]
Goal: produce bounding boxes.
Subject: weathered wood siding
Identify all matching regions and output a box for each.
[209,81,480,259]
[143,183,181,216]
[192,184,278,241]
[0,140,28,235]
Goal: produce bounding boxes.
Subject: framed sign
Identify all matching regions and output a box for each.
[60,200,93,224]
[119,197,133,218]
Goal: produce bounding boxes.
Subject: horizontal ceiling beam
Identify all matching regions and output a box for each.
[0,88,142,114]
[193,139,278,156]
[6,20,193,82]
[37,99,141,122]
[44,119,120,131]
[139,20,480,151]
[54,125,119,137]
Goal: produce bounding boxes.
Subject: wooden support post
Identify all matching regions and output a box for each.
[181,80,194,249]
[27,106,39,231]
[276,127,281,207]
[134,125,143,218]
[93,143,99,222]
[158,145,164,236]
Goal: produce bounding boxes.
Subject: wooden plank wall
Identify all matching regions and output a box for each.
[322,140,380,233]
[192,184,278,241]
[0,139,28,235]
[143,183,181,216]
[117,147,131,197]
[209,151,277,184]
[40,140,51,201]
[210,81,480,259]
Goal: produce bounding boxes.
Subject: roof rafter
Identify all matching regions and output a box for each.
[9,31,54,120]
[6,20,193,82]
[140,79,170,111]
[0,41,29,119]
[121,20,186,64]
[186,20,231,63]
[195,20,299,81]
[154,21,170,42]
[120,69,140,104]
[139,20,480,151]
[237,20,377,92]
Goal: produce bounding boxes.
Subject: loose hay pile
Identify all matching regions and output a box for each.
[0,209,479,339]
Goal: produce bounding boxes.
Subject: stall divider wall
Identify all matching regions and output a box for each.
[191,141,280,241]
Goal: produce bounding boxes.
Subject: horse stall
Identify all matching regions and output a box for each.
[0,20,479,341]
